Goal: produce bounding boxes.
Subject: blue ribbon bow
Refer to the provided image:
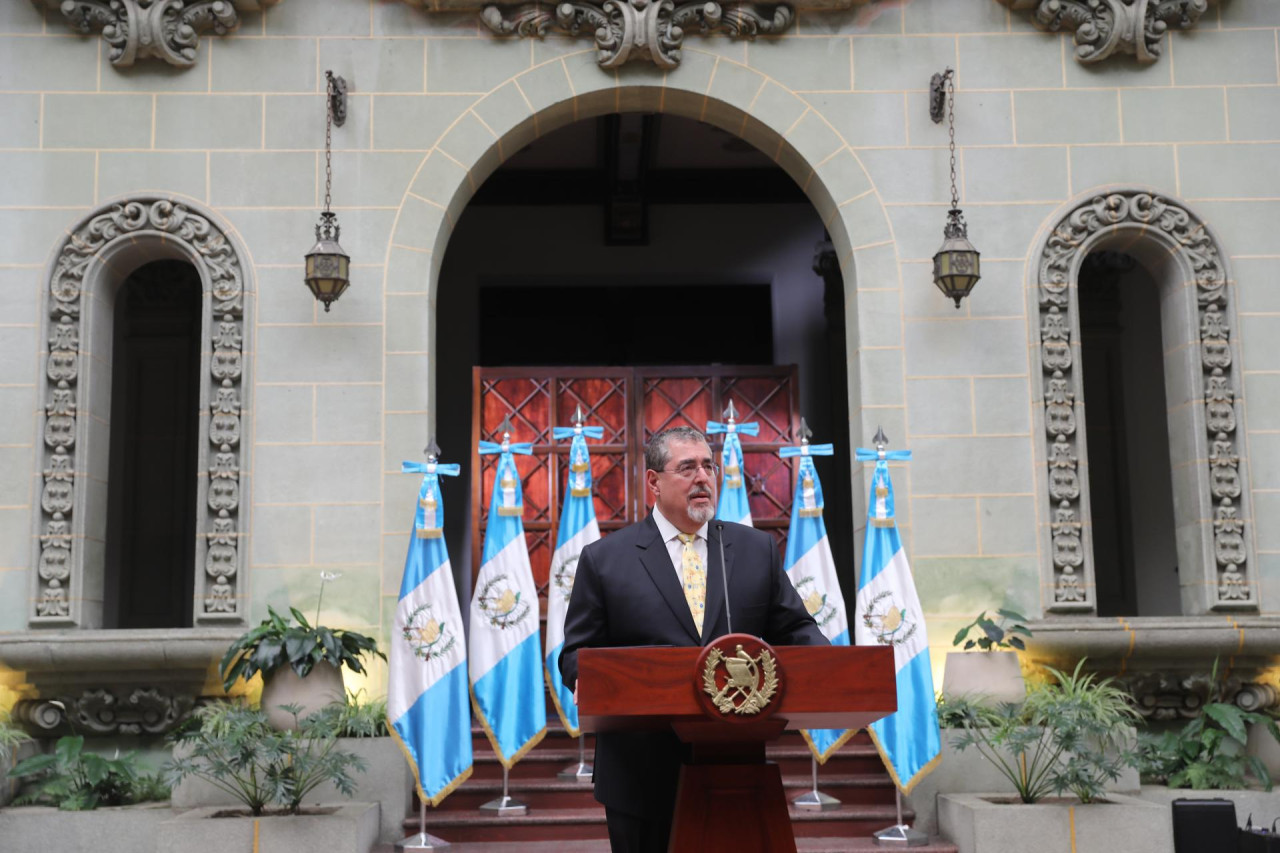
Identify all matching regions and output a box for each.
[780,443,834,458]
[479,440,534,456]
[706,420,760,437]
[401,461,461,477]
[552,426,604,441]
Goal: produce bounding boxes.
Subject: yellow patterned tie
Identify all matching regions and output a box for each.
[677,533,706,636]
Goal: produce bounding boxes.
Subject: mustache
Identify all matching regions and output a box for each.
[688,488,713,499]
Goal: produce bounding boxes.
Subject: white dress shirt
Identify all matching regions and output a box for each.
[652,507,709,582]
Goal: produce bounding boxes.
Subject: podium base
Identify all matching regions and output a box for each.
[873,824,930,847]
[479,795,528,816]
[558,760,594,782]
[394,831,451,851]
[791,789,841,811]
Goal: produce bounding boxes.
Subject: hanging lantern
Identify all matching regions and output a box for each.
[304,71,350,312]
[929,69,981,309]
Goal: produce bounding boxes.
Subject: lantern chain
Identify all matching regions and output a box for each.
[944,68,958,211]
[323,70,335,214]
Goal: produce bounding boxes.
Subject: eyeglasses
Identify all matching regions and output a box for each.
[661,461,720,479]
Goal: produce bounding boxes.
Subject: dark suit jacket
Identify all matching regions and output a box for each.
[559,514,828,819]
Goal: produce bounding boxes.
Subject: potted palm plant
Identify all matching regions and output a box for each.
[220,577,384,730]
[942,608,1032,705]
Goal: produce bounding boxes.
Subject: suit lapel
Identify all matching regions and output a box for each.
[637,515,703,644]
[703,523,735,640]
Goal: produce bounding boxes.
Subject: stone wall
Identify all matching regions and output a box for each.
[0,0,1277,684]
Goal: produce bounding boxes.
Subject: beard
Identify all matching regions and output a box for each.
[686,488,716,525]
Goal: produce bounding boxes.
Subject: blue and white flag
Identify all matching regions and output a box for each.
[545,421,604,737]
[780,438,852,763]
[707,414,759,527]
[853,442,941,794]
[388,455,472,805]
[470,432,547,768]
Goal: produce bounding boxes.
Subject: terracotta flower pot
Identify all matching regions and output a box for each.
[259,661,345,730]
[941,650,1026,706]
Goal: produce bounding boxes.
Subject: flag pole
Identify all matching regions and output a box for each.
[558,734,593,782]
[479,765,528,815]
[872,788,929,847]
[791,756,840,811]
[395,799,452,851]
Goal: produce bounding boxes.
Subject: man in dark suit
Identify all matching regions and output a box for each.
[560,425,828,853]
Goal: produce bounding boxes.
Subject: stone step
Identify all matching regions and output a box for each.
[378,839,957,852]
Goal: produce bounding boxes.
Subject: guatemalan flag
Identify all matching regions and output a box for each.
[470,427,547,767]
[545,418,602,737]
[780,434,853,763]
[707,403,758,527]
[387,451,472,805]
[853,437,941,793]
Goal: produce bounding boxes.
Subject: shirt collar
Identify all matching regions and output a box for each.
[652,506,708,543]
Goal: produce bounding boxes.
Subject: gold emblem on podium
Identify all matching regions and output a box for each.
[701,643,779,716]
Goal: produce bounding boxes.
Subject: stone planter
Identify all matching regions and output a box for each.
[1136,784,1280,825]
[157,802,379,853]
[941,650,1026,705]
[260,662,346,730]
[938,792,1172,853]
[0,802,172,853]
[905,728,1140,837]
[172,737,411,844]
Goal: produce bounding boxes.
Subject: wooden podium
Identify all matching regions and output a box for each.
[577,635,896,853]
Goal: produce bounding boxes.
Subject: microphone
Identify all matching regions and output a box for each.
[716,522,732,635]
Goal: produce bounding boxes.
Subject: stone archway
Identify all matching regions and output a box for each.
[33,197,252,627]
[1030,189,1253,616]
[379,50,899,548]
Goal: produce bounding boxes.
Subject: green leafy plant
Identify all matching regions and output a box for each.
[952,608,1032,652]
[952,659,1139,803]
[317,690,389,739]
[0,709,31,765]
[166,702,366,816]
[1136,662,1280,791]
[9,735,167,810]
[219,605,385,692]
[937,692,1004,729]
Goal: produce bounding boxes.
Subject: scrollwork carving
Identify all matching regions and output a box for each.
[1035,190,1249,611]
[56,0,238,68]
[37,198,246,623]
[997,0,1209,65]
[481,0,794,68]
[14,687,194,735]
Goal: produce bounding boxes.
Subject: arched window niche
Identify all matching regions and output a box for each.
[1032,190,1254,616]
[31,197,251,628]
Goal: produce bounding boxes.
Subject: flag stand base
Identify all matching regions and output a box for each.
[394,832,451,851]
[792,789,841,811]
[792,757,840,811]
[873,824,930,847]
[557,760,593,782]
[479,795,528,816]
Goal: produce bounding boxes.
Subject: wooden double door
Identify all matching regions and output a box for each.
[470,366,803,603]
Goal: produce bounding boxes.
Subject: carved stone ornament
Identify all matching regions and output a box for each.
[37,198,246,623]
[1034,191,1248,612]
[480,0,794,69]
[995,0,1211,64]
[13,688,196,736]
[1118,671,1280,721]
[42,0,282,67]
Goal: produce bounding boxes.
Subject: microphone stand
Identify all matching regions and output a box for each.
[716,522,731,635]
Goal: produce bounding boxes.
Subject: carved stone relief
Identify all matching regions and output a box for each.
[36,198,247,624]
[42,0,281,67]
[1119,671,1279,721]
[995,0,1211,64]
[1034,191,1250,613]
[13,688,196,736]
[480,0,794,69]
